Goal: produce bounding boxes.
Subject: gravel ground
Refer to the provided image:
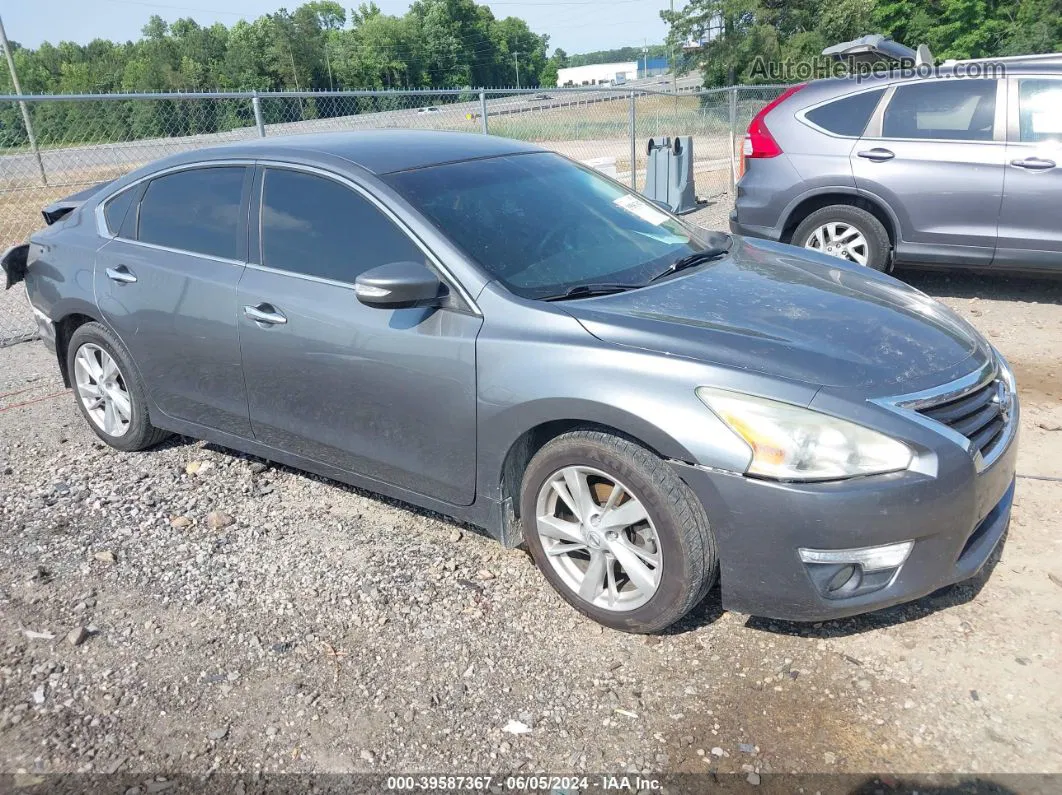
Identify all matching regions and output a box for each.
[1,197,1061,790]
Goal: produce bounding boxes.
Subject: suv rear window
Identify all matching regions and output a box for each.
[805,89,884,137]
[882,80,996,141]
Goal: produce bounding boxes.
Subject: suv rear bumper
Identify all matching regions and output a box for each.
[729,208,782,241]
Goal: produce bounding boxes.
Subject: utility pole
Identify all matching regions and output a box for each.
[324,39,334,91]
[514,52,521,89]
[669,0,677,97]
[288,45,301,91]
[0,14,46,185]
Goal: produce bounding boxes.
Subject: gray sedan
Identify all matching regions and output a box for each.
[4,131,1017,633]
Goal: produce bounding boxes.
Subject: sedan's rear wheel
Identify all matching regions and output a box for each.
[67,322,170,452]
[521,430,717,633]
[74,343,131,438]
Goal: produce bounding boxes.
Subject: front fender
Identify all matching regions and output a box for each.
[475,336,767,505]
[483,396,701,477]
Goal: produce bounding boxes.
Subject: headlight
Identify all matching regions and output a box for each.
[994,347,1016,393]
[696,387,913,481]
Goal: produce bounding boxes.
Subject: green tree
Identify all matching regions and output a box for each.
[1001,0,1062,55]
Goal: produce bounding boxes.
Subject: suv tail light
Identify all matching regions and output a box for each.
[744,83,807,159]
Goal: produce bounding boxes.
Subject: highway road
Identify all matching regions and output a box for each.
[0,74,705,188]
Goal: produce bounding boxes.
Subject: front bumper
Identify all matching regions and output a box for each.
[672,419,1018,622]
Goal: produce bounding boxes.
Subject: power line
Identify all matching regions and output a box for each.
[93,0,661,59]
[101,0,247,17]
[478,0,649,5]
[97,0,547,61]
[100,0,649,16]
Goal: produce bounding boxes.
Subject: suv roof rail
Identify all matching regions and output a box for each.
[941,52,1062,66]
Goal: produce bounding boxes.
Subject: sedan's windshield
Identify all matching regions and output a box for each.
[386,152,727,299]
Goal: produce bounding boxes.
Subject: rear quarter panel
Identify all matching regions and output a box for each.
[25,209,104,336]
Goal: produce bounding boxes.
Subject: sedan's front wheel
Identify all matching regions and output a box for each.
[521,430,717,633]
[67,322,170,452]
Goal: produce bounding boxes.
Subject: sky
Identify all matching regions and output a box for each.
[1,0,673,56]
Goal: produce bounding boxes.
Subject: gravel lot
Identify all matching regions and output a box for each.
[1,197,1061,791]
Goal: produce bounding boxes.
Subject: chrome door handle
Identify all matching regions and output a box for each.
[243,304,287,325]
[1010,157,1056,170]
[857,148,895,162]
[105,265,137,284]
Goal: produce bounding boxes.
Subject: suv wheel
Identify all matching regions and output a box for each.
[68,322,170,452]
[792,204,890,271]
[520,430,717,633]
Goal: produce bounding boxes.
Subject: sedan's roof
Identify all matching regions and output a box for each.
[196,129,545,175]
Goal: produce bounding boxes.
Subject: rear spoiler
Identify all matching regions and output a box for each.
[4,180,116,289]
[2,244,28,290]
[822,34,933,67]
[41,180,115,225]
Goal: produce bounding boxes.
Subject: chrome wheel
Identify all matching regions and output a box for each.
[74,343,131,438]
[534,465,663,612]
[804,222,869,266]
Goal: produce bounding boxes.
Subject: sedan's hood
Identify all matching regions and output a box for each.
[561,236,990,389]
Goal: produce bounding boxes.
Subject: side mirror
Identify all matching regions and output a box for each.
[354,261,447,309]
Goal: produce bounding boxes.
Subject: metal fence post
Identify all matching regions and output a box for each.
[728,86,738,194]
[0,16,46,185]
[252,92,266,138]
[629,91,637,190]
[479,90,489,135]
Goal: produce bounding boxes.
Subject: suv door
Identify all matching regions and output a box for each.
[238,165,482,506]
[996,77,1062,269]
[94,164,254,437]
[852,78,1006,266]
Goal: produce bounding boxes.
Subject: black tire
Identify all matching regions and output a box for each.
[66,321,170,452]
[791,204,891,272]
[520,430,717,634]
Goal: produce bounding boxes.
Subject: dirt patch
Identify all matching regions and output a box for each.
[1,198,1061,779]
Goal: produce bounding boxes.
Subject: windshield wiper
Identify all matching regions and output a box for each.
[540,283,638,301]
[647,247,729,284]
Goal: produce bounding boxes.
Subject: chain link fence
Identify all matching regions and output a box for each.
[0,84,788,346]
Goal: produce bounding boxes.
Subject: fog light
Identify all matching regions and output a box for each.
[800,541,913,601]
[826,564,860,593]
[799,541,913,572]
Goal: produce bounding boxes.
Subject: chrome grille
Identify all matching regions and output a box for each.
[914,376,1012,463]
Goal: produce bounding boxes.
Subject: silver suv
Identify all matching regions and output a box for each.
[730,61,1062,272]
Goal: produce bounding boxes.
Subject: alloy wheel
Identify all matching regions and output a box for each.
[534,465,663,611]
[74,343,131,437]
[804,222,869,266]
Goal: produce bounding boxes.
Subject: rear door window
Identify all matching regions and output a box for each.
[259,168,424,284]
[103,188,137,236]
[881,80,997,141]
[1017,79,1062,142]
[805,89,885,137]
[137,167,248,260]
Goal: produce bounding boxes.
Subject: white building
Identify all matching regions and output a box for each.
[556,62,638,87]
